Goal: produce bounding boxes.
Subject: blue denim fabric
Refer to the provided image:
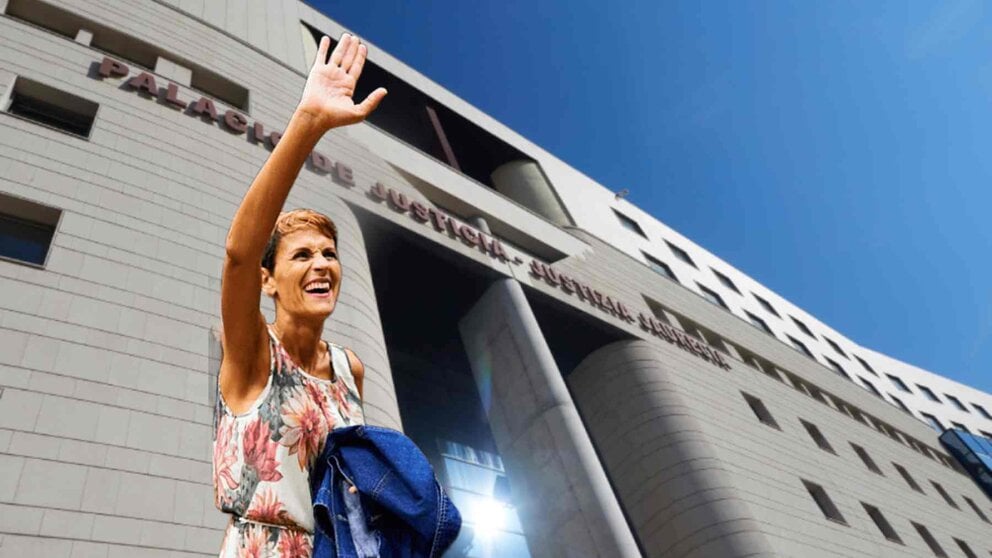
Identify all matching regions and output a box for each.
[311,425,462,558]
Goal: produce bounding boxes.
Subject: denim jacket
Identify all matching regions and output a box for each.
[310,425,462,558]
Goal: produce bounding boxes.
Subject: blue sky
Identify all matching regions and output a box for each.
[311,1,992,394]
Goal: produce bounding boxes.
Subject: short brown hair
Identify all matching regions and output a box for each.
[261,209,338,273]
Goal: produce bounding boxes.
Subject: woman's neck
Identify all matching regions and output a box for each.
[271,315,325,373]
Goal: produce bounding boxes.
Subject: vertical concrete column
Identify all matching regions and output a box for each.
[155,56,193,87]
[569,340,776,557]
[458,256,641,556]
[491,160,573,227]
[74,29,93,46]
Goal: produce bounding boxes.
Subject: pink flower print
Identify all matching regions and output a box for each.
[213,417,239,498]
[277,530,312,558]
[238,524,275,558]
[279,386,327,470]
[246,487,290,527]
[331,380,352,417]
[305,381,336,428]
[243,418,283,483]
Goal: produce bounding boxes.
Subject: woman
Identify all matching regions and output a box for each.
[213,33,387,557]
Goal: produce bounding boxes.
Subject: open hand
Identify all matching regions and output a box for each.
[296,34,387,130]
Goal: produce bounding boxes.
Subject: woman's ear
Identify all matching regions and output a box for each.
[261,267,276,298]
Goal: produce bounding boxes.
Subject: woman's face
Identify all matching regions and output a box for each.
[261,229,342,320]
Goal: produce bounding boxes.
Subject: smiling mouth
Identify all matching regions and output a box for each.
[303,280,332,298]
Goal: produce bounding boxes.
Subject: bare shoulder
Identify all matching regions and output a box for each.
[342,347,364,378]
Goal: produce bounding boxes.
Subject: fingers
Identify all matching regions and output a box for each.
[314,35,330,67]
[329,33,351,67]
[340,34,361,72]
[355,87,387,117]
[347,44,368,78]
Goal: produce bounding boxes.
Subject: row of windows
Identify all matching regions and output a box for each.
[646,297,964,478]
[621,208,992,429]
[743,392,990,547]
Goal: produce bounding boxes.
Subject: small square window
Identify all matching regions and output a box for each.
[711,269,740,294]
[944,394,967,412]
[697,283,728,309]
[911,522,947,557]
[972,403,992,420]
[744,311,773,335]
[666,241,696,268]
[742,392,779,429]
[886,374,911,393]
[642,252,678,282]
[800,420,835,454]
[962,496,990,523]
[854,355,877,376]
[753,294,780,317]
[612,209,647,238]
[892,463,924,493]
[802,480,846,524]
[790,316,816,338]
[920,412,944,433]
[824,336,848,358]
[787,335,814,359]
[851,444,883,475]
[5,76,98,137]
[0,192,61,268]
[861,503,902,544]
[859,377,882,398]
[930,481,959,509]
[953,539,977,558]
[917,384,941,403]
[824,357,850,380]
[888,394,911,414]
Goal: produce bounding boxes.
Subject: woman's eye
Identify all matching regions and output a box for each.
[294,252,309,259]
[323,251,337,259]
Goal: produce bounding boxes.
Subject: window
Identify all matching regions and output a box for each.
[930,481,959,509]
[7,0,250,110]
[920,412,944,433]
[800,420,835,454]
[972,403,992,420]
[886,374,911,393]
[944,394,967,412]
[889,394,912,414]
[824,336,848,358]
[962,496,990,523]
[787,335,814,358]
[824,357,851,380]
[950,422,970,433]
[790,316,815,338]
[911,523,947,557]
[953,539,977,558]
[744,311,773,335]
[917,384,941,403]
[860,377,883,398]
[802,480,846,524]
[612,209,646,238]
[0,193,61,268]
[642,252,678,282]
[666,241,696,268]
[5,76,98,137]
[753,294,780,317]
[711,269,740,294]
[851,444,883,475]
[697,283,728,309]
[854,355,877,376]
[861,503,902,544]
[892,463,924,493]
[742,392,779,429]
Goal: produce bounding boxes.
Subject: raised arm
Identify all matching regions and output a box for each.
[220,34,386,406]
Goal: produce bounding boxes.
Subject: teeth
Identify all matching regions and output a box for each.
[304,280,330,291]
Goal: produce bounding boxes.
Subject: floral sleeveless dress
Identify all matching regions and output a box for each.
[213,325,365,557]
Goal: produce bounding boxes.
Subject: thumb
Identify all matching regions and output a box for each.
[356,87,388,117]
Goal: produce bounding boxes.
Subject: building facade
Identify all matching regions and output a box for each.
[0,1,990,556]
